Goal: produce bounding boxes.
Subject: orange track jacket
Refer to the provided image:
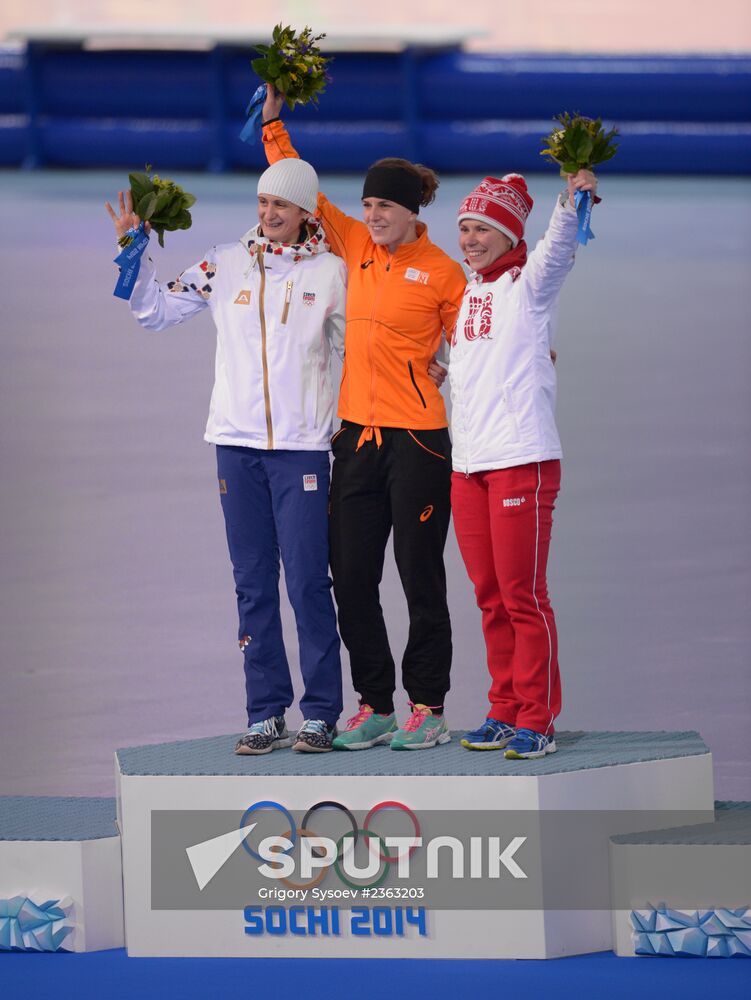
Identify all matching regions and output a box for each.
[262,120,467,431]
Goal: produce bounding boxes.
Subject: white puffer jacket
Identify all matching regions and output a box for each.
[449,197,579,474]
[127,222,347,451]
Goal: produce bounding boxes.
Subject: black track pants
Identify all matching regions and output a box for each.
[329,422,452,714]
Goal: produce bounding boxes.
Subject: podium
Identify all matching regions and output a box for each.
[610,801,751,958]
[0,796,124,952]
[115,730,714,959]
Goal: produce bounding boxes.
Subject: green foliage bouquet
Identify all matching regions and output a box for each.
[540,113,619,175]
[252,24,332,109]
[121,168,196,248]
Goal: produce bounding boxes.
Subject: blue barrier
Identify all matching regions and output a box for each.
[37,51,216,118]
[1,44,749,174]
[420,54,751,123]
[0,48,24,113]
[39,118,213,169]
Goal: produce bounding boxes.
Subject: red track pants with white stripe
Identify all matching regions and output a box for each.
[451,460,561,735]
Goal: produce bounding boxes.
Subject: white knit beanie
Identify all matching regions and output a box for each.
[257,159,319,214]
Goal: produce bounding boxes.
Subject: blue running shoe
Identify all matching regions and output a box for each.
[461,718,516,750]
[504,728,557,760]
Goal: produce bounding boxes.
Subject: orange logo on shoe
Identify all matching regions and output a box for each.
[234,290,251,305]
[419,505,434,522]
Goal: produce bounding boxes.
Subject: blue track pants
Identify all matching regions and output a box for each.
[216,445,342,727]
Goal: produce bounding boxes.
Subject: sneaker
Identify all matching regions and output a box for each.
[234,715,292,755]
[390,704,451,751]
[504,728,557,760]
[461,718,516,750]
[332,705,397,750]
[293,719,337,753]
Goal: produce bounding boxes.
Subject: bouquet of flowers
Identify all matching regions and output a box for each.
[239,24,332,142]
[540,112,619,175]
[540,113,618,245]
[119,168,196,249]
[252,24,332,109]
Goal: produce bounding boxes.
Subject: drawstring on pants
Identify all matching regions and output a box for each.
[356,425,383,451]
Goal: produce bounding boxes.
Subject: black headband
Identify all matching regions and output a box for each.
[362,166,422,213]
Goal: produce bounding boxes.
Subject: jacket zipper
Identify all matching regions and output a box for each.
[407,360,427,409]
[256,246,274,449]
[367,253,390,425]
[281,280,293,324]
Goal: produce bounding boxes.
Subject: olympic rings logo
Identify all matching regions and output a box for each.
[238,800,422,890]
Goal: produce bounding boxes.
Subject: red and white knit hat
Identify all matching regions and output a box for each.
[457,174,533,247]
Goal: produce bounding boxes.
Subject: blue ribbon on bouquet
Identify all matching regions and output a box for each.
[113,222,150,300]
[574,189,595,245]
[239,83,267,144]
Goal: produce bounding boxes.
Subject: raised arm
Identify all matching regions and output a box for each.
[260,85,364,259]
[106,189,210,331]
[521,169,598,309]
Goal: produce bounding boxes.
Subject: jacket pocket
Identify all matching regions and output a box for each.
[502,382,521,444]
[407,360,427,409]
[281,280,293,324]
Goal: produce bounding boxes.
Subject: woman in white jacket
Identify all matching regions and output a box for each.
[106,159,347,754]
[449,169,598,760]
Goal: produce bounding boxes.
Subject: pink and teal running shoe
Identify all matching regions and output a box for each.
[390,704,451,751]
[332,704,396,750]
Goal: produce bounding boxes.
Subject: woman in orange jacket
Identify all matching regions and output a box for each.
[262,88,467,750]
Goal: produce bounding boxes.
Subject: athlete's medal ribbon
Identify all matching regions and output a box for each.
[574,189,595,245]
[113,222,150,300]
[239,84,267,144]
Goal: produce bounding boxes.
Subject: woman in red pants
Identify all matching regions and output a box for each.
[449,169,598,759]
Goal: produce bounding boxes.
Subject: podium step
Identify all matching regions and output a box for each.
[0,795,117,841]
[116,729,709,777]
[610,802,751,957]
[0,796,124,953]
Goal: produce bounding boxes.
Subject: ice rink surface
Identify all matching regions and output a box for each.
[1,170,749,798]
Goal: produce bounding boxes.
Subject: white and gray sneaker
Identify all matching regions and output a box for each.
[234,716,293,755]
[293,719,337,753]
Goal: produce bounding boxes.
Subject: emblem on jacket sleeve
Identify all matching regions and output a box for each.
[464,292,494,341]
[234,290,252,305]
[302,292,316,306]
[199,260,217,279]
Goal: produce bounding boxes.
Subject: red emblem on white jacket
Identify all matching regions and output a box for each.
[463,292,494,341]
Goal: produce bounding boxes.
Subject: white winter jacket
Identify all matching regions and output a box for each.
[127,222,347,451]
[449,197,579,474]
